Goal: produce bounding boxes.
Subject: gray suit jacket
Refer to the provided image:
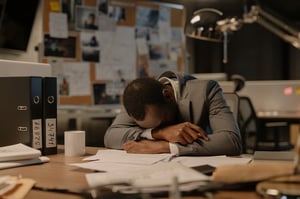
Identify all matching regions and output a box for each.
[104,71,242,156]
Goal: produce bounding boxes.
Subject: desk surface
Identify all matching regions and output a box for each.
[0,146,259,199]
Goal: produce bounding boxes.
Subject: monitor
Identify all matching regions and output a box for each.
[0,0,40,51]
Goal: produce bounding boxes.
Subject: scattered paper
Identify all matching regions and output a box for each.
[0,157,50,170]
[85,162,210,188]
[83,149,174,165]
[70,161,145,172]
[172,155,252,168]
[69,150,252,193]
[0,176,18,196]
[0,143,41,162]
[0,176,36,198]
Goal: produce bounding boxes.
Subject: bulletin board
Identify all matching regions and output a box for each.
[42,0,186,105]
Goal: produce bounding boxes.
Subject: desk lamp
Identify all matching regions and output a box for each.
[184,3,300,64]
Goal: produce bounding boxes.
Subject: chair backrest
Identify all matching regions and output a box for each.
[238,96,258,132]
[238,96,258,153]
[223,92,239,121]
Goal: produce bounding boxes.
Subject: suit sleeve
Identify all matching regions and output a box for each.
[176,80,243,156]
[104,109,145,149]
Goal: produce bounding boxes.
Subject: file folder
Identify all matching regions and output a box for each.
[42,77,57,155]
[0,77,43,150]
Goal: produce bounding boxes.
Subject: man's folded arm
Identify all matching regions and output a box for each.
[104,110,146,149]
[174,131,242,156]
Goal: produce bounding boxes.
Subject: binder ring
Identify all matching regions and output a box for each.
[48,96,55,104]
[33,96,40,104]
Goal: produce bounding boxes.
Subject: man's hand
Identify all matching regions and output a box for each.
[152,122,208,145]
[123,140,170,154]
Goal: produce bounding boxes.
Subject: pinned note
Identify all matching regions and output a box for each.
[49,12,68,38]
[49,1,60,12]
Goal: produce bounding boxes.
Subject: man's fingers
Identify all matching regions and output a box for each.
[180,132,194,144]
[184,123,209,141]
[180,126,198,141]
[123,141,134,150]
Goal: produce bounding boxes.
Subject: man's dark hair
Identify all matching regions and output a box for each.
[123,77,166,120]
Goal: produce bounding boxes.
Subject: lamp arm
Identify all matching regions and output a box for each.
[256,6,300,38]
[244,5,300,48]
[256,17,300,47]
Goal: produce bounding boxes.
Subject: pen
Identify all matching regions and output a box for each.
[293,135,300,175]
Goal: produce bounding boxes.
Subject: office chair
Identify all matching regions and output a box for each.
[238,96,259,153]
[230,74,246,92]
[238,96,292,153]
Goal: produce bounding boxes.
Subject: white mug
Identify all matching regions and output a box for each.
[64,130,86,157]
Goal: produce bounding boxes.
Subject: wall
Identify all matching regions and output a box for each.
[0,1,42,62]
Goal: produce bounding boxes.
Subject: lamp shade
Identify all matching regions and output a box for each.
[185,8,224,42]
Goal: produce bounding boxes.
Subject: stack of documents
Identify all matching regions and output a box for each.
[85,161,210,193]
[70,149,252,194]
[71,149,174,172]
[0,143,49,170]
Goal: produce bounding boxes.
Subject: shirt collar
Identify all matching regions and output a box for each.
[158,77,180,102]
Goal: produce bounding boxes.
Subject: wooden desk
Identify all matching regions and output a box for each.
[0,146,260,199]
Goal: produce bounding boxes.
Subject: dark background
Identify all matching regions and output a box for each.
[152,0,300,80]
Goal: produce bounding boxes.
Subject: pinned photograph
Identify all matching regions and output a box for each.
[44,34,76,58]
[81,32,99,47]
[81,32,100,62]
[75,6,98,31]
[98,0,108,15]
[136,6,159,29]
[61,0,83,30]
[108,6,126,22]
[82,48,100,62]
[93,83,122,105]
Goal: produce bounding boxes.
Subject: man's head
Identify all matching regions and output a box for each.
[123,77,178,129]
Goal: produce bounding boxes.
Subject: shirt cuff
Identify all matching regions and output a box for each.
[140,129,154,140]
[169,143,179,155]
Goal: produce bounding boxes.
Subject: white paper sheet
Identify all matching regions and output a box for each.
[63,62,91,96]
[49,12,68,38]
[172,155,252,168]
[70,161,145,172]
[96,27,136,80]
[136,38,149,55]
[83,149,174,165]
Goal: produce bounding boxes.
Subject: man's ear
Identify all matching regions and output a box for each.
[162,87,174,103]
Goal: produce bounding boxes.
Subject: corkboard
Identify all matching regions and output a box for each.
[42,0,186,105]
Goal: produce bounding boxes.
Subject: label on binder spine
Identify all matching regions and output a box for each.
[32,119,42,149]
[45,118,56,147]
